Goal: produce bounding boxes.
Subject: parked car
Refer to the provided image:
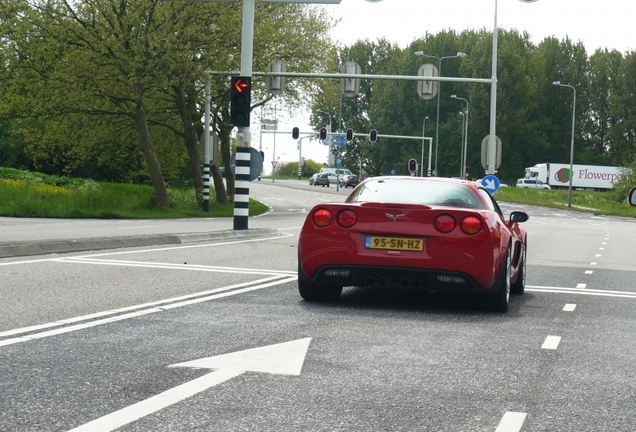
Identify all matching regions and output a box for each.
[313,173,330,187]
[298,177,529,312]
[516,178,551,190]
[342,175,360,188]
[309,173,320,186]
[325,173,339,185]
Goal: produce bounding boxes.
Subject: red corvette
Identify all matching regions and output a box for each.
[297,176,529,312]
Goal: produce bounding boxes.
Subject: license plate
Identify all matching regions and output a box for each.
[365,236,424,251]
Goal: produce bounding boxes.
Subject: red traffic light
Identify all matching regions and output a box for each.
[346,128,354,141]
[230,76,251,127]
[369,129,378,142]
[292,127,300,140]
[408,158,417,173]
[232,77,250,93]
[319,127,327,141]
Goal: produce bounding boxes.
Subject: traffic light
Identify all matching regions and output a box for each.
[301,157,305,166]
[319,127,328,141]
[408,158,417,173]
[292,127,299,140]
[230,76,251,127]
[369,129,378,142]
[346,128,354,142]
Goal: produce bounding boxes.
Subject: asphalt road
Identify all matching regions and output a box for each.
[1,181,635,431]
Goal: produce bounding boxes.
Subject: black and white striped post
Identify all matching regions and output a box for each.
[233,130,251,230]
[202,77,211,212]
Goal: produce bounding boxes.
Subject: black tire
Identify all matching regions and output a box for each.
[511,238,527,295]
[298,263,342,302]
[486,245,511,312]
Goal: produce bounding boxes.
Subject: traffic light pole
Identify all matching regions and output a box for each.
[232,0,255,231]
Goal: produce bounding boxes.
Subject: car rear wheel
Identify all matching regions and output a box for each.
[486,245,510,312]
[298,263,342,302]
[511,238,527,295]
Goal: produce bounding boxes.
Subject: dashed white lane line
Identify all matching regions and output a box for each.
[563,304,577,312]
[584,270,593,274]
[576,283,587,289]
[495,412,527,432]
[542,336,562,350]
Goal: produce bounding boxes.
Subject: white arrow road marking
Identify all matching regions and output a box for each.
[67,338,312,432]
[171,337,312,375]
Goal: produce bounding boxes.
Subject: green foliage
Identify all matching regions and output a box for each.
[276,159,324,177]
[0,168,267,218]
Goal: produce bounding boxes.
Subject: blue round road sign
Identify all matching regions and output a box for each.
[481,175,500,194]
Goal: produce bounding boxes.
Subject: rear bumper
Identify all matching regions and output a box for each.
[308,264,489,294]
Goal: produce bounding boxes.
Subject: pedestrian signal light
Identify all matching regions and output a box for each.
[230,76,251,127]
[408,158,417,173]
[369,129,378,142]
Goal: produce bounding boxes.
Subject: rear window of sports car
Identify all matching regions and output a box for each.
[345,179,485,209]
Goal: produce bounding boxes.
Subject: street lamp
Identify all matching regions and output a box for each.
[552,80,576,208]
[451,95,469,179]
[486,0,540,175]
[414,51,466,176]
[421,116,429,177]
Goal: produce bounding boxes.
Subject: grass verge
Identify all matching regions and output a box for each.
[0,168,267,219]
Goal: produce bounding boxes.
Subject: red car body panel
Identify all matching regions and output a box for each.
[298,177,526,294]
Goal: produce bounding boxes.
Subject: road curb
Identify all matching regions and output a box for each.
[0,228,281,259]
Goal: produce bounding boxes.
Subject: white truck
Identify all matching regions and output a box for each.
[524,163,628,190]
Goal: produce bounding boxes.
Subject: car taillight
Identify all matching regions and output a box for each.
[312,209,332,227]
[460,216,482,235]
[337,210,357,228]
[434,214,456,233]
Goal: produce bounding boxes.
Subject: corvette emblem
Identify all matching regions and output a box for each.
[385,213,405,222]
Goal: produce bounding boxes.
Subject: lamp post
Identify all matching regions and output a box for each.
[451,95,469,179]
[414,51,466,176]
[552,80,576,207]
[487,0,539,175]
[421,116,429,177]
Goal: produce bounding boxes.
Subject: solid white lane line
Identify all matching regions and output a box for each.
[56,257,296,276]
[66,369,244,432]
[526,287,636,299]
[495,412,527,432]
[542,336,561,350]
[0,276,296,347]
[0,234,293,266]
[563,304,577,312]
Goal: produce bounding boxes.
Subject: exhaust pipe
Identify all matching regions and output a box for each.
[399,278,410,289]
[411,279,422,290]
[376,277,388,288]
[364,276,376,287]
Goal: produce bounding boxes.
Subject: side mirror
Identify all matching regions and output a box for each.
[629,187,636,206]
[509,211,529,223]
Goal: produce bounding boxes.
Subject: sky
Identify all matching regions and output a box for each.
[257,0,636,173]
